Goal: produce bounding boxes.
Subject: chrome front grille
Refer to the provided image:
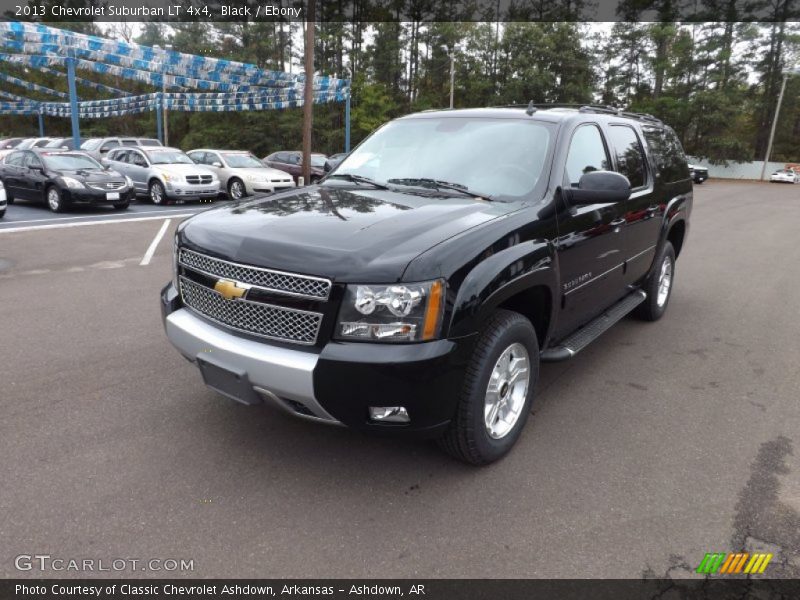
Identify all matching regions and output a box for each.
[179,277,322,345]
[179,249,331,300]
[87,181,126,191]
[186,174,213,185]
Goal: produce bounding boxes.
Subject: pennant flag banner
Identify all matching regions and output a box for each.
[35,65,132,96]
[0,70,68,98]
[0,21,350,128]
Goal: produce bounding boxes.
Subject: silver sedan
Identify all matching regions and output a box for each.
[187,149,296,199]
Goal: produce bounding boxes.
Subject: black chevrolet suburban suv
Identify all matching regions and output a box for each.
[161,105,692,465]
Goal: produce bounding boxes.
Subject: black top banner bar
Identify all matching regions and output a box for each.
[3,579,800,600]
[0,0,798,23]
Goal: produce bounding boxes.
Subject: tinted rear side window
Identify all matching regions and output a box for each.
[608,125,646,188]
[642,126,689,183]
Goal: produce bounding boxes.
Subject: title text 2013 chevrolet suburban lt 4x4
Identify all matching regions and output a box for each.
[161,105,693,465]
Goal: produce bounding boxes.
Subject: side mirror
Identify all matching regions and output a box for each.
[566,170,631,206]
[212,162,222,168]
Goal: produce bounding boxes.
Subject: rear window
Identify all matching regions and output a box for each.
[642,126,689,183]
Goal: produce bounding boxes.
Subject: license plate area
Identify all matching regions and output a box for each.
[196,355,262,405]
[106,192,120,200]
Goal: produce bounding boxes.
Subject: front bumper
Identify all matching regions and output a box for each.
[165,182,220,199]
[63,186,135,205]
[161,283,473,437]
[245,181,295,195]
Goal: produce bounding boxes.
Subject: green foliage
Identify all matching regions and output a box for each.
[1,17,798,164]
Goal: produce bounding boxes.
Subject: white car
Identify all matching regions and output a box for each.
[769,169,798,183]
[0,178,6,218]
[102,146,219,204]
[187,149,296,199]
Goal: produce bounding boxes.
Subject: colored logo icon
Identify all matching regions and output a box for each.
[696,552,773,575]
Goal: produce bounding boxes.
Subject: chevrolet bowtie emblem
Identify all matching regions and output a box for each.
[214,279,247,300]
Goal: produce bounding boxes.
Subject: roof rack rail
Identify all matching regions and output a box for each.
[489,102,664,124]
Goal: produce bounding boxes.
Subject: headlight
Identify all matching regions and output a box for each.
[61,176,84,189]
[124,175,134,188]
[336,280,445,342]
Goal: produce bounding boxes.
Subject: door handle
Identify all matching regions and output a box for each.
[610,218,626,227]
[647,205,659,213]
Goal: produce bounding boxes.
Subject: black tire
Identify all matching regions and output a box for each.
[635,241,676,321]
[309,175,320,185]
[438,309,539,465]
[227,178,247,200]
[45,185,66,213]
[113,201,130,210]
[2,181,12,203]
[149,179,166,205]
[0,208,5,219]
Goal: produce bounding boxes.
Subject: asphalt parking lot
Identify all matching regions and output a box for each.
[1,182,798,579]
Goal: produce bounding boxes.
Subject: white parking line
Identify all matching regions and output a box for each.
[140,219,172,266]
[0,213,194,234]
[0,207,204,227]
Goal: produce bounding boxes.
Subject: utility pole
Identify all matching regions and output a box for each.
[442,45,454,109]
[760,69,797,180]
[449,51,455,109]
[301,1,315,186]
[163,44,172,146]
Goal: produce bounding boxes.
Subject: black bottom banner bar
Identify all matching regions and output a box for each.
[3,579,800,600]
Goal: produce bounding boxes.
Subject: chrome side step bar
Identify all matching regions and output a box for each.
[540,290,647,362]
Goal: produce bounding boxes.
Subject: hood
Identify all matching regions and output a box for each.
[56,168,126,183]
[179,184,513,282]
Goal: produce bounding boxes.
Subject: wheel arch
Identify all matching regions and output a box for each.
[447,240,558,346]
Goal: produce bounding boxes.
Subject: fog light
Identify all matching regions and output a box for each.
[369,406,410,423]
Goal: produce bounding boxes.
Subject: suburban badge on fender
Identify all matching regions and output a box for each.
[214,279,248,301]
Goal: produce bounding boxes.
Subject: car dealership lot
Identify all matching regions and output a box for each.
[1,182,798,578]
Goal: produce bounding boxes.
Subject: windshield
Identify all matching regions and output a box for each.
[310,155,326,167]
[223,153,264,168]
[42,153,104,170]
[148,150,194,165]
[334,117,553,201]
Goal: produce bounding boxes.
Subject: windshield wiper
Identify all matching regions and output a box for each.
[386,178,492,201]
[328,173,391,190]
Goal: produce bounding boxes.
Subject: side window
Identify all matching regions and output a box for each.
[564,124,610,187]
[25,153,42,169]
[6,151,24,166]
[188,152,203,164]
[131,152,148,167]
[642,126,690,183]
[274,152,288,163]
[109,149,125,162]
[101,140,120,152]
[608,125,646,189]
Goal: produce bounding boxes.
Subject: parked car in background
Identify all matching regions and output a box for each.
[187,149,295,199]
[0,137,24,150]
[263,151,327,184]
[102,146,219,204]
[324,152,348,173]
[0,178,6,218]
[769,169,798,183]
[16,137,54,150]
[137,138,162,147]
[0,149,134,212]
[687,164,708,184]
[82,137,144,160]
[43,137,79,150]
